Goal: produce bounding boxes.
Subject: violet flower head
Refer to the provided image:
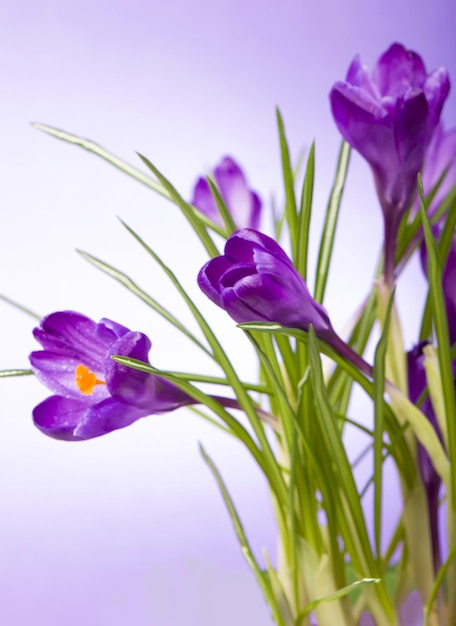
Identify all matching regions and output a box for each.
[29,311,192,441]
[330,42,450,217]
[197,229,333,337]
[191,156,262,229]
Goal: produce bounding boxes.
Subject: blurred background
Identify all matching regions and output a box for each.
[1,1,456,624]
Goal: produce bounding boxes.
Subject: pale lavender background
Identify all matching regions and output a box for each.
[1,1,456,625]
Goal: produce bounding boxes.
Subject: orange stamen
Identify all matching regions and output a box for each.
[75,364,106,395]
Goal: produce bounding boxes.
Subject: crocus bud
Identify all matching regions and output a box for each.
[197,228,333,337]
[191,156,262,229]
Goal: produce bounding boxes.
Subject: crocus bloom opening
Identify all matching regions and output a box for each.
[29,311,193,440]
[330,42,450,218]
[191,156,262,229]
[197,228,333,337]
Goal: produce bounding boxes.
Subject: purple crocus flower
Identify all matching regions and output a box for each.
[330,43,449,217]
[330,43,450,285]
[407,341,445,573]
[197,228,333,337]
[191,156,262,229]
[29,311,192,440]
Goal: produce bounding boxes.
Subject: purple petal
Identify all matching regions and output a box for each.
[191,158,262,230]
[373,43,426,96]
[73,397,151,439]
[330,83,395,168]
[198,256,234,306]
[442,241,456,346]
[97,317,130,342]
[224,229,293,266]
[423,68,451,131]
[421,125,456,215]
[398,591,423,626]
[29,350,109,400]
[106,331,193,412]
[394,91,428,169]
[346,55,377,96]
[191,176,221,225]
[249,192,262,230]
[33,395,92,441]
[214,157,259,229]
[32,311,109,369]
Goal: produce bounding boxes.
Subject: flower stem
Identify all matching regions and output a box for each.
[383,213,399,289]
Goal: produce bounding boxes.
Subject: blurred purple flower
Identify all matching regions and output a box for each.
[407,342,442,492]
[360,591,423,626]
[407,341,448,572]
[418,124,456,219]
[420,227,456,346]
[29,311,192,440]
[197,228,333,337]
[330,43,450,218]
[191,156,262,229]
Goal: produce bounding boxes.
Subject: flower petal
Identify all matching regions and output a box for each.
[30,351,109,400]
[32,311,109,369]
[73,397,151,439]
[214,157,259,229]
[191,176,221,225]
[105,331,193,411]
[33,395,91,441]
[373,42,426,96]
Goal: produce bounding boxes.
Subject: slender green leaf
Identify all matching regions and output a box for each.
[297,578,380,620]
[200,445,287,626]
[419,194,456,340]
[32,122,170,198]
[206,176,237,234]
[0,294,41,320]
[0,369,34,378]
[425,541,456,625]
[373,288,394,560]
[77,249,212,358]
[314,141,351,303]
[296,142,315,281]
[419,175,456,506]
[137,153,219,258]
[276,108,298,254]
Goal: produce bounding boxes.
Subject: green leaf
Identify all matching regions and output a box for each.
[32,122,170,199]
[137,153,219,258]
[77,249,212,358]
[425,541,456,624]
[276,108,298,255]
[0,294,41,320]
[373,288,395,561]
[200,445,287,626]
[206,175,237,235]
[419,174,456,506]
[297,577,380,620]
[296,142,315,282]
[314,141,351,304]
[0,369,34,378]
